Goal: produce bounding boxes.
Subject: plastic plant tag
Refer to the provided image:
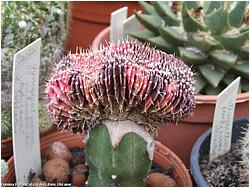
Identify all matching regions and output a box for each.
[209,77,241,163]
[12,38,42,185]
[110,7,128,42]
[123,11,142,40]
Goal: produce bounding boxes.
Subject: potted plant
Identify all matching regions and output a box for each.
[39,39,196,186]
[1,1,70,159]
[65,1,140,51]
[2,131,193,186]
[92,1,249,166]
[190,118,249,187]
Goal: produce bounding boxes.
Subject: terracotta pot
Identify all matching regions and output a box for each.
[1,125,58,160]
[91,26,249,167]
[3,131,192,187]
[65,1,140,52]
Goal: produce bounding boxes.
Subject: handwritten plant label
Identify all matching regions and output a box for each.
[209,77,241,162]
[110,7,128,42]
[12,38,42,185]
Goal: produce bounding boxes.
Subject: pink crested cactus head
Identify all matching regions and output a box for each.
[45,40,196,135]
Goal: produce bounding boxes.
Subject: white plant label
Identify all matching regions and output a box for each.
[12,38,42,185]
[209,77,241,163]
[110,7,128,42]
[123,11,142,40]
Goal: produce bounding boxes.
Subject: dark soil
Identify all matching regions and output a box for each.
[200,143,248,187]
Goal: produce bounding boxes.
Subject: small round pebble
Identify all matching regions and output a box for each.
[43,158,70,183]
[45,141,72,162]
[146,172,176,187]
[71,164,88,186]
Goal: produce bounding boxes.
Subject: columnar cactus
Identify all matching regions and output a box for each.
[46,40,195,186]
[130,1,249,95]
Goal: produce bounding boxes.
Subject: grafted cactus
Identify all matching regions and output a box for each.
[46,40,195,186]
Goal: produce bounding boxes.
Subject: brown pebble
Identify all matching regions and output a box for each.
[146,172,176,187]
[45,141,72,162]
[71,164,88,186]
[43,158,70,183]
[30,176,47,186]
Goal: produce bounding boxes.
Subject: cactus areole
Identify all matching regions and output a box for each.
[46,40,195,186]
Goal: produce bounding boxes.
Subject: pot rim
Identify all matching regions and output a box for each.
[3,131,192,186]
[190,118,249,187]
[92,26,249,104]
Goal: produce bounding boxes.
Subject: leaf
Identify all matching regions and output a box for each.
[231,63,249,79]
[159,26,187,46]
[195,73,207,93]
[203,1,224,15]
[204,6,229,35]
[198,65,226,88]
[187,33,221,52]
[138,1,159,16]
[182,2,206,32]
[229,1,247,27]
[214,30,249,51]
[179,47,207,66]
[184,1,201,10]
[209,50,238,70]
[152,1,180,26]
[204,84,224,95]
[128,29,157,42]
[134,12,162,33]
[241,79,249,92]
[222,74,237,85]
[236,45,249,59]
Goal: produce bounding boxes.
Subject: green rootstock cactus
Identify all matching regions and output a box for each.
[46,40,195,186]
[130,1,249,95]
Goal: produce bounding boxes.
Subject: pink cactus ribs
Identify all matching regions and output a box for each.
[46,40,195,135]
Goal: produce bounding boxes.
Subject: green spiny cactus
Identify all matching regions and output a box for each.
[46,40,196,186]
[1,159,9,179]
[1,108,12,140]
[130,1,249,95]
[1,101,53,141]
[238,127,249,186]
[1,1,70,107]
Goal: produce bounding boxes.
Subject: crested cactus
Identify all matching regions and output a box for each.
[1,159,8,180]
[130,1,249,95]
[46,40,195,186]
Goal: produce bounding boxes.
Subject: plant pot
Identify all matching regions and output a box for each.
[3,131,192,186]
[91,26,249,167]
[1,125,58,160]
[65,1,140,52]
[190,118,249,187]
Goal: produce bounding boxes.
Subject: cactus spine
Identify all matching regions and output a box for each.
[46,40,195,186]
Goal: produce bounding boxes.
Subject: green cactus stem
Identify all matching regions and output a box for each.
[85,120,153,186]
[1,159,9,179]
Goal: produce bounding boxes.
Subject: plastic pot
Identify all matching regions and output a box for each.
[1,126,58,160]
[3,131,192,186]
[190,118,249,187]
[91,26,249,167]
